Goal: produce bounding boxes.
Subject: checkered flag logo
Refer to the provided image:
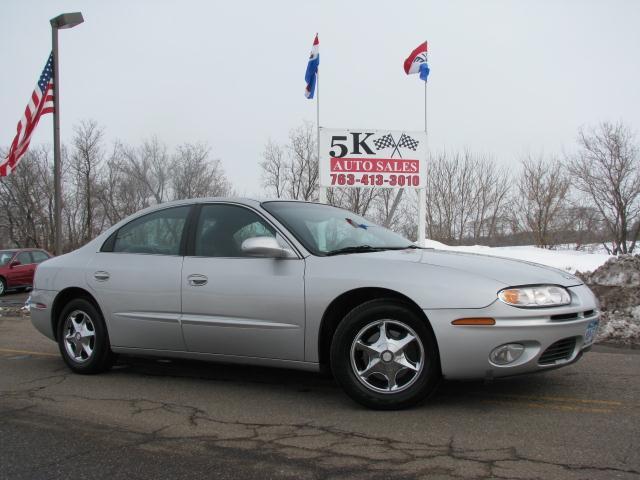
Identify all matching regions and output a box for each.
[373,134,395,150]
[397,133,419,151]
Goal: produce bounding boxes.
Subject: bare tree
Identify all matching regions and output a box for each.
[260,121,318,201]
[287,122,318,201]
[0,147,55,250]
[370,189,405,229]
[97,141,151,226]
[423,150,511,244]
[567,121,640,254]
[70,120,104,242]
[260,140,287,198]
[171,142,232,199]
[122,136,171,205]
[326,187,378,217]
[560,205,604,251]
[513,155,570,248]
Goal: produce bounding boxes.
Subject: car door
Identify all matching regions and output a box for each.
[12,252,34,286]
[181,203,306,360]
[85,205,191,351]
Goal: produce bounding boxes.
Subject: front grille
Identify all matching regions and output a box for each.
[538,337,576,365]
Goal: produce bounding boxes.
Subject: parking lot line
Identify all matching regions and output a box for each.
[0,348,58,358]
[481,399,614,414]
[478,392,623,406]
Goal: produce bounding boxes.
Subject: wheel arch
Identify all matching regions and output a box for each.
[51,287,103,341]
[318,287,440,372]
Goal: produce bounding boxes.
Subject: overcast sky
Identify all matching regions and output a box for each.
[2,0,639,195]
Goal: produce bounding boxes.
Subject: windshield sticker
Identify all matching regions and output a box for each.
[346,218,368,230]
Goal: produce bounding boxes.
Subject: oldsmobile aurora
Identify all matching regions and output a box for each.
[30,199,599,409]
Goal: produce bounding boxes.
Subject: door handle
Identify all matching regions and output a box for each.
[187,274,208,286]
[94,271,110,282]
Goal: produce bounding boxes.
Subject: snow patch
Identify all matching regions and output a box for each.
[421,240,612,273]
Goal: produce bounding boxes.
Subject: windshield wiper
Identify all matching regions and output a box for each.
[325,245,418,256]
[326,245,384,256]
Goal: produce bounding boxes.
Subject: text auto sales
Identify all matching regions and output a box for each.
[329,158,420,186]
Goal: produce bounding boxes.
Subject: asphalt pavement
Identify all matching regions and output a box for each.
[1,293,639,479]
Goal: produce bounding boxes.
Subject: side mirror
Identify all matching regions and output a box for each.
[9,260,21,268]
[241,237,295,259]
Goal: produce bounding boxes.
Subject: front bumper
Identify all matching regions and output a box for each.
[426,284,598,380]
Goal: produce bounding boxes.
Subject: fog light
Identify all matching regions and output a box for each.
[490,343,525,365]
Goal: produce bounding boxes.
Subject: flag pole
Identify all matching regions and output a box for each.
[50,12,83,255]
[417,58,428,247]
[51,23,62,256]
[317,67,326,204]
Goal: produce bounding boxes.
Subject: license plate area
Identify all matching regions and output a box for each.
[584,319,599,347]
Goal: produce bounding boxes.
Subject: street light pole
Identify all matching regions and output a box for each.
[50,12,84,256]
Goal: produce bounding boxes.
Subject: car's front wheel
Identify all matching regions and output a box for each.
[0,277,6,296]
[330,299,440,409]
[57,298,114,374]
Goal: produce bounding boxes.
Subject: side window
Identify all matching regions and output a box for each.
[113,206,190,255]
[17,252,33,264]
[195,204,276,257]
[31,251,50,264]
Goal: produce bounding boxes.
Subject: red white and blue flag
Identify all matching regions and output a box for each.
[304,34,319,99]
[0,53,55,177]
[403,41,430,81]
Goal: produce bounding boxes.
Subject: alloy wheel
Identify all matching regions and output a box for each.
[350,319,425,394]
[63,310,96,363]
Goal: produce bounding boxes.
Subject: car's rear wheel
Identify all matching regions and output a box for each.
[0,277,6,296]
[57,298,114,374]
[330,299,440,410]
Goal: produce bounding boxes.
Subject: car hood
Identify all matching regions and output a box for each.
[417,249,582,287]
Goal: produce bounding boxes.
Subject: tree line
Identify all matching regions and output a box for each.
[261,120,640,254]
[1,119,638,255]
[0,119,231,252]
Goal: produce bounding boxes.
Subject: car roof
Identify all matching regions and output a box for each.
[1,248,48,253]
[157,197,323,206]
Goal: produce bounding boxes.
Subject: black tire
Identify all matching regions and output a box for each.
[330,299,440,410]
[0,277,6,296]
[56,298,114,374]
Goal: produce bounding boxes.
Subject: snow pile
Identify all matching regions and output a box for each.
[576,255,640,345]
[578,254,640,287]
[422,239,612,274]
[598,308,640,344]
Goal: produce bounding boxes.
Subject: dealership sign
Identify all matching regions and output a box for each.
[319,128,426,189]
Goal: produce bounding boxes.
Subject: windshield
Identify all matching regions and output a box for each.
[262,202,414,256]
[0,251,16,266]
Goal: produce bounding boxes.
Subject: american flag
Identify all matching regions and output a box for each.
[0,53,55,177]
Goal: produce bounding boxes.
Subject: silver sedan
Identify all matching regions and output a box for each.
[30,199,599,409]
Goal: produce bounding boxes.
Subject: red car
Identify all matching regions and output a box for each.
[0,248,52,296]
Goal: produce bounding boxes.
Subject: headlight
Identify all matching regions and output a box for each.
[498,285,571,307]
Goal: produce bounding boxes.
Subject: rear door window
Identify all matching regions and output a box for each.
[31,251,50,263]
[112,206,191,255]
[16,252,33,265]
